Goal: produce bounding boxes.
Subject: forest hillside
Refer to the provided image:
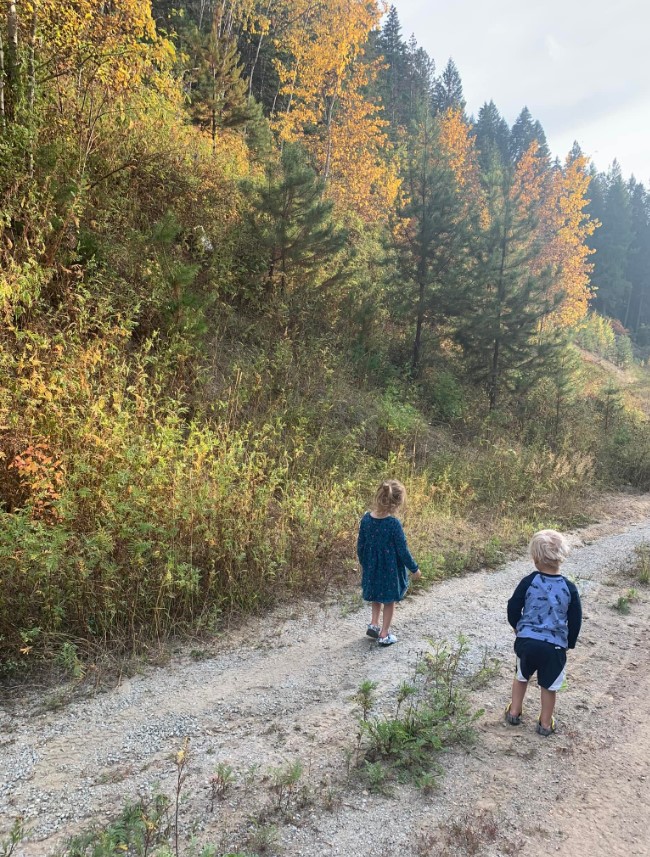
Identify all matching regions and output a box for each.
[1,0,650,674]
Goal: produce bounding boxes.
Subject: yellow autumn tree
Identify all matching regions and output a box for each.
[437,107,486,224]
[34,0,174,96]
[271,0,398,220]
[509,141,595,327]
[539,150,596,326]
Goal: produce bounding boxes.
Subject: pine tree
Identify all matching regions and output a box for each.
[404,35,435,122]
[626,179,650,336]
[591,161,633,323]
[186,9,256,146]
[451,159,561,410]
[246,144,347,311]
[392,109,476,375]
[473,101,511,172]
[375,5,408,132]
[509,107,549,163]
[431,58,465,115]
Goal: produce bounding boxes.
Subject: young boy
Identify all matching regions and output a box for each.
[505,530,582,736]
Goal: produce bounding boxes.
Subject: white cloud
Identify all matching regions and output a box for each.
[544,34,565,64]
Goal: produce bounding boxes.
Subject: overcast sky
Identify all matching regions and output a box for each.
[395,0,650,183]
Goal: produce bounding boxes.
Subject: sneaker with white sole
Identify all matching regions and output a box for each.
[377,633,398,646]
[366,624,380,639]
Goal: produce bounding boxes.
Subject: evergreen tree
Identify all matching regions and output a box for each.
[509,107,549,163]
[626,179,650,336]
[403,34,435,126]
[451,163,560,410]
[392,109,475,375]
[245,144,347,313]
[431,58,465,115]
[186,10,256,144]
[473,101,511,172]
[375,5,408,132]
[591,161,633,322]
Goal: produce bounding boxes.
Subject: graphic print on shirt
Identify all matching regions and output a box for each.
[517,573,572,648]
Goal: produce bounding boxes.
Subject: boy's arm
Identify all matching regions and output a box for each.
[507,574,535,629]
[566,581,582,649]
[393,519,419,572]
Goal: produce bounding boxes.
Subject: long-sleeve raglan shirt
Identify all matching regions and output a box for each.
[507,570,582,649]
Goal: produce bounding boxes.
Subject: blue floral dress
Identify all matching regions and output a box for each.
[357,512,419,603]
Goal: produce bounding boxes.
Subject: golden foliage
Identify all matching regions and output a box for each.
[34,0,174,94]
[437,108,487,224]
[511,142,596,327]
[272,0,397,220]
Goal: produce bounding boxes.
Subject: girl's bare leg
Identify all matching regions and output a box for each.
[371,602,381,626]
[379,602,395,638]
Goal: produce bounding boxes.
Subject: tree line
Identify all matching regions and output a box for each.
[1,1,649,663]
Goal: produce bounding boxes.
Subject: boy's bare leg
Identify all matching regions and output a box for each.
[540,688,556,729]
[371,602,381,626]
[379,602,395,638]
[509,678,528,716]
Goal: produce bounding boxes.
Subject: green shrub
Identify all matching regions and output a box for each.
[357,636,482,786]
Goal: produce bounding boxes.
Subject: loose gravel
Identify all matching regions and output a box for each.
[2,499,650,857]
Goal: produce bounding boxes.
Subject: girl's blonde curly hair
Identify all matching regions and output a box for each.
[372,479,406,515]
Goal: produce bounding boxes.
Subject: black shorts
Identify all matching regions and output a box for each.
[514,637,567,691]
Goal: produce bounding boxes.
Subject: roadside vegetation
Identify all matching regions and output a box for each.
[2,2,650,677]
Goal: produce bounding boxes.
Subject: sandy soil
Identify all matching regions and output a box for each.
[2,494,650,857]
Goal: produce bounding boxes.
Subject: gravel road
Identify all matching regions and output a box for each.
[2,496,650,857]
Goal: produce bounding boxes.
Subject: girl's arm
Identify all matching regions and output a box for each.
[356,519,366,564]
[393,519,419,572]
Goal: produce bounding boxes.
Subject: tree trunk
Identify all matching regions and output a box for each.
[412,301,424,375]
[248,0,272,97]
[323,94,337,181]
[27,4,37,175]
[635,285,645,335]
[623,283,633,329]
[489,223,509,412]
[0,31,6,132]
[412,269,426,375]
[7,0,19,121]
[488,337,500,411]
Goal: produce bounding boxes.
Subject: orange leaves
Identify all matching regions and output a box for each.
[271,0,397,220]
[438,109,480,190]
[526,148,597,327]
[9,442,65,521]
[437,108,486,225]
[511,140,547,210]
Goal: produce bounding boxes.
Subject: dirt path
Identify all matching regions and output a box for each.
[2,496,650,857]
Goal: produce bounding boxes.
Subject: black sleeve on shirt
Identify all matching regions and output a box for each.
[566,579,583,649]
[507,572,537,629]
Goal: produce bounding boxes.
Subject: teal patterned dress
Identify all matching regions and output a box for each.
[357,512,419,603]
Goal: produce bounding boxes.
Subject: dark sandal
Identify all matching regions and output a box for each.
[505,703,523,725]
[536,716,556,736]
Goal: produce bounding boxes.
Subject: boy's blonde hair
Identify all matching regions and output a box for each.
[372,479,406,515]
[529,529,570,568]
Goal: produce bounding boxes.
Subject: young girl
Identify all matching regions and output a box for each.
[357,479,421,646]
